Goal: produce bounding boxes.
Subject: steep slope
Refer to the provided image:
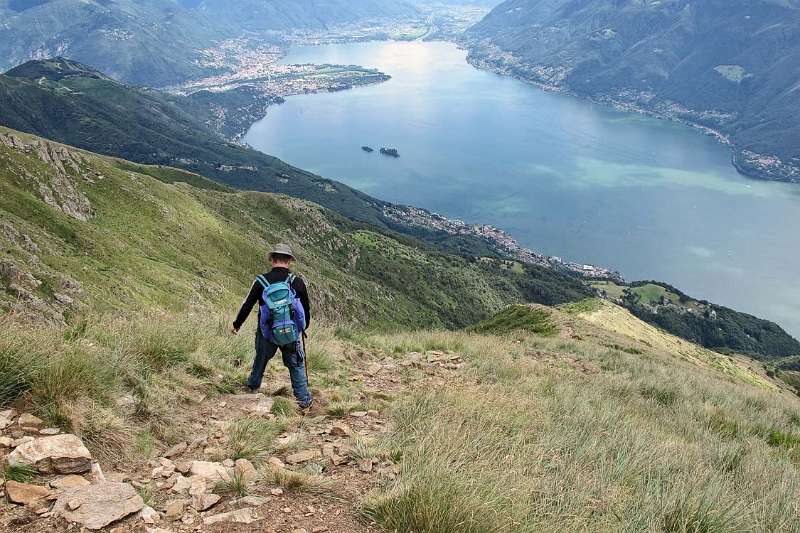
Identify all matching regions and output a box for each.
[0,0,223,86]
[0,126,592,328]
[1,59,797,357]
[0,0,418,86]
[192,0,417,33]
[464,0,800,182]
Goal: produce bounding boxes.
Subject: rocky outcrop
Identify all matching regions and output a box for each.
[0,133,93,221]
[7,434,92,474]
[188,460,231,482]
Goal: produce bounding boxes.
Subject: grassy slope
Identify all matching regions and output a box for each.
[1,128,800,530]
[0,126,590,328]
[0,60,396,228]
[361,305,800,532]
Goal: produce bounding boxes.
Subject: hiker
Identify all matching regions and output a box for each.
[231,243,313,411]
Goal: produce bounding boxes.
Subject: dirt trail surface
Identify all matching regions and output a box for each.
[0,342,465,532]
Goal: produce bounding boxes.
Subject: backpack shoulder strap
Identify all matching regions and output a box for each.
[286,273,296,285]
[255,275,270,290]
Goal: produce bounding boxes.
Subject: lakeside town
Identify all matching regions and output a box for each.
[383,205,623,281]
[175,39,390,98]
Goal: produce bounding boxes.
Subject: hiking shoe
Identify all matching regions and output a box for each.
[299,399,315,416]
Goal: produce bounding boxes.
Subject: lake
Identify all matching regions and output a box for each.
[245,41,800,337]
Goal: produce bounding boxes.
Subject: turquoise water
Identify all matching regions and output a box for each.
[245,41,800,337]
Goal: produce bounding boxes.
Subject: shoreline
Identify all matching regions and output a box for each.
[462,45,800,185]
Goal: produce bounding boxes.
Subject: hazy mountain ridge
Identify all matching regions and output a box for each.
[464,0,800,182]
[0,0,419,86]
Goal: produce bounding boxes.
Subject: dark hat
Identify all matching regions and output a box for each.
[269,243,295,260]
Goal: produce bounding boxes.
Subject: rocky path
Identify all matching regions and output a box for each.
[0,346,465,532]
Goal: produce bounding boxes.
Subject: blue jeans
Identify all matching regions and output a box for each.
[248,330,312,407]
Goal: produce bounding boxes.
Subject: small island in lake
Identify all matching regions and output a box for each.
[380,147,400,158]
[361,146,374,153]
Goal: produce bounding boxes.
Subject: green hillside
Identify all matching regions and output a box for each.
[0,126,590,328]
[593,281,800,359]
[0,58,403,230]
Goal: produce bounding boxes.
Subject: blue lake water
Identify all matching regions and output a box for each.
[245,41,800,337]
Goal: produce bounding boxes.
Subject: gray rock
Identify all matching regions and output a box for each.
[189,461,230,482]
[235,496,269,507]
[164,499,188,521]
[162,441,187,459]
[0,409,16,430]
[7,434,92,474]
[286,449,321,464]
[170,474,191,494]
[234,458,258,483]
[139,505,161,524]
[17,413,43,428]
[191,493,221,511]
[53,481,143,530]
[49,475,90,490]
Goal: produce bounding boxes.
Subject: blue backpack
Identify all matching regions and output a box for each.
[256,274,306,346]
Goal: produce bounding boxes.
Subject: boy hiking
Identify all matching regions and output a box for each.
[231,244,313,412]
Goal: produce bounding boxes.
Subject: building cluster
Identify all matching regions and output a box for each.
[383,205,622,281]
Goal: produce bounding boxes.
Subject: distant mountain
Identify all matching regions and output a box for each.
[464,0,800,182]
[0,0,223,86]
[189,0,417,33]
[0,0,418,86]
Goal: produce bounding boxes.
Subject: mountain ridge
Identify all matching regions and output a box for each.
[0,0,420,86]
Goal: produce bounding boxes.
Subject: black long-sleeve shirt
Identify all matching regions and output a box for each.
[233,267,311,331]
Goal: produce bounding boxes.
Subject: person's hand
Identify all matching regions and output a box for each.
[230,325,239,336]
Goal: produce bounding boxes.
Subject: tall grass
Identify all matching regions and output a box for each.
[227,417,284,461]
[361,330,800,532]
[0,312,248,461]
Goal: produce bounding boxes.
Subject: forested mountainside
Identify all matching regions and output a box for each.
[186,0,417,34]
[0,0,418,86]
[465,0,800,182]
